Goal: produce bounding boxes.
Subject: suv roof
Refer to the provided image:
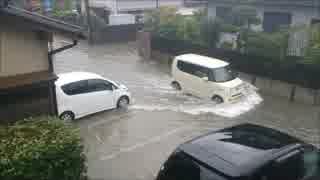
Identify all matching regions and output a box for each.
[56,72,104,86]
[179,123,303,178]
[175,54,229,69]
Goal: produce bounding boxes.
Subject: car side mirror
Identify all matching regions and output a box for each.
[202,77,209,81]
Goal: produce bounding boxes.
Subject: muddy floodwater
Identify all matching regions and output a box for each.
[54,41,320,180]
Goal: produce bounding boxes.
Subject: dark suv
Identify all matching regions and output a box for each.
[156,124,319,180]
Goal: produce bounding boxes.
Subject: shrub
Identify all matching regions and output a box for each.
[246,31,289,61]
[221,41,234,50]
[145,8,214,46]
[220,23,240,33]
[303,25,320,66]
[0,116,87,180]
[144,7,180,39]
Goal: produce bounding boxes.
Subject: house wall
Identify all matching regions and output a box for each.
[0,24,54,122]
[0,30,2,73]
[0,82,52,123]
[208,2,320,29]
[208,2,319,56]
[0,26,49,77]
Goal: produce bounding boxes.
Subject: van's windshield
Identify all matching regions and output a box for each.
[212,65,237,82]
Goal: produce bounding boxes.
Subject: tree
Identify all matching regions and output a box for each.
[200,18,222,48]
[246,30,289,61]
[144,7,180,39]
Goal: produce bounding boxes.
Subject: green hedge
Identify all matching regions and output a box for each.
[0,117,87,180]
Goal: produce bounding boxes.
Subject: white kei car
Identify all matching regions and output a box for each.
[55,72,131,120]
[171,54,252,103]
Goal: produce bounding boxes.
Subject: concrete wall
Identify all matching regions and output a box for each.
[0,26,49,77]
[0,82,51,123]
[239,72,320,105]
[92,24,143,44]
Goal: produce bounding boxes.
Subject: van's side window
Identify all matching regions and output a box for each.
[193,66,209,78]
[177,61,209,78]
[177,60,193,74]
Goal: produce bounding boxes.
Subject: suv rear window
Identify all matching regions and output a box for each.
[158,151,227,180]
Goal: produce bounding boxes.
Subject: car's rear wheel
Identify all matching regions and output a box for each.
[117,96,129,109]
[212,95,224,104]
[171,81,181,90]
[59,111,75,121]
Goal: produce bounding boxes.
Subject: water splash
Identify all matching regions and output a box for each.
[131,91,263,118]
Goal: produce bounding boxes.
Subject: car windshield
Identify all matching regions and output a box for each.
[212,66,237,82]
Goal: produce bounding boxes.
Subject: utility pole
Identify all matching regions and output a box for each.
[84,0,93,44]
[206,0,211,49]
[115,0,118,14]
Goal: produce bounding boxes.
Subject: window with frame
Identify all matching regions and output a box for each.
[177,60,193,74]
[87,79,113,92]
[193,65,209,79]
[216,6,232,23]
[61,80,89,96]
[263,12,292,32]
[177,61,209,78]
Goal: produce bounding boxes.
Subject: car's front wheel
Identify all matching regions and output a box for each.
[117,96,130,109]
[59,111,75,121]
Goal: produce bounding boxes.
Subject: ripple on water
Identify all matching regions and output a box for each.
[130,91,263,118]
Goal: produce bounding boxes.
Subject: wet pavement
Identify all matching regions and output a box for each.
[54,41,320,180]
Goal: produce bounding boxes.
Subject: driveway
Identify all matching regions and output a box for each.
[54,41,320,180]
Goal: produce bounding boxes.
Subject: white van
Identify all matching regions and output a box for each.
[171,54,250,103]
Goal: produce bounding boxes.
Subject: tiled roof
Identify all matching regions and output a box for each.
[0,4,85,39]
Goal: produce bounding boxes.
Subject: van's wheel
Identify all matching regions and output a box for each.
[212,95,224,104]
[171,81,181,90]
[59,111,75,121]
[117,96,129,109]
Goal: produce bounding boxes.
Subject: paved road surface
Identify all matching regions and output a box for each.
[54,41,320,180]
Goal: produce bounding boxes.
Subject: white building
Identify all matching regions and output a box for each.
[208,0,320,56]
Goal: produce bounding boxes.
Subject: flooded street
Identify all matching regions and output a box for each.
[54,41,319,180]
